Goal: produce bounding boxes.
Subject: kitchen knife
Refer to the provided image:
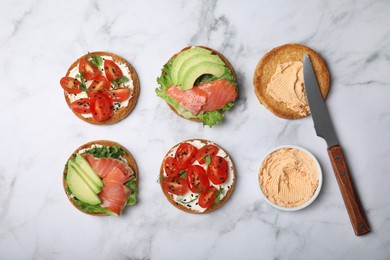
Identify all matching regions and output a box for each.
[303,54,370,236]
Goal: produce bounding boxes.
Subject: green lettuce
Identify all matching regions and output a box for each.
[156,57,237,127]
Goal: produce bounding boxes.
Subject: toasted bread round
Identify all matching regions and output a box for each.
[253,44,330,119]
[162,46,237,123]
[64,51,140,125]
[63,140,138,216]
[159,139,236,214]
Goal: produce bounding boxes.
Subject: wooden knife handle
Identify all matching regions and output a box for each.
[328,145,370,236]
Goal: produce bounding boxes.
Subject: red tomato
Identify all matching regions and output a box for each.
[162,176,188,195]
[108,88,131,102]
[196,145,219,164]
[88,75,111,92]
[164,157,180,178]
[186,165,209,193]
[60,77,81,94]
[79,58,100,80]
[175,143,198,170]
[207,156,228,185]
[69,98,91,114]
[89,92,113,121]
[104,60,123,82]
[198,186,218,208]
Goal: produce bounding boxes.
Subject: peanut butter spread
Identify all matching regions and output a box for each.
[259,147,319,208]
[266,61,308,116]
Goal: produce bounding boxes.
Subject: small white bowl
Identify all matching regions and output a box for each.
[258,145,323,211]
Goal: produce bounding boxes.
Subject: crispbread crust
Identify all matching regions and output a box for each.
[253,44,330,119]
[63,140,138,216]
[64,51,140,125]
[159,139,236,214]
[162,46,237,122]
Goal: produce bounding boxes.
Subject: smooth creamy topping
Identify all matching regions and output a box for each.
[267,61,308,115]
[259,147,319,208]
[67,55,134,118]
[164,140,235,213]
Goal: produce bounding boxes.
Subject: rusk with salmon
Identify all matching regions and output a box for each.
[63,140,138,216]
[156,46,238,127]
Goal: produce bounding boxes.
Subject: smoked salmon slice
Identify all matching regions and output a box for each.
[166,79,237,115]
[99,181,131,215]
[83,154,134,179]
[197,79,237,112]
[166,85,208,115]
[83,154,134,215]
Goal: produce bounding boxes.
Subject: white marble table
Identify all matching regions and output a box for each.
[1,0,389,259]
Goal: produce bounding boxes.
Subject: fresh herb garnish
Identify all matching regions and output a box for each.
[75,73,87,92]
[214,186,225,206]
[89,53,103,69]
[112,76,129,88]
[205,155,211,166]
[179,170,187,178]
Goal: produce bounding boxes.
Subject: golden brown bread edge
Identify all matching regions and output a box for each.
[63,140,138,216]
[163,46,238,122]
[253,43,330,119]
[64,51,140,125]
[159,139,236,214]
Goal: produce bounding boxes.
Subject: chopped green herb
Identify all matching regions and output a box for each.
[179,170,187,178]
[75,73,87,92]
[205,155,211,166]
[112,76,129,88]
[214,186,225,206]
[89,53,103,69]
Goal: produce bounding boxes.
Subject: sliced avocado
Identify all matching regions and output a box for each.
[171,47,211,85]
[68,160,101,194]
[74,154,103,188]
[180,61,226,90]
[67,164,101,205]
[177,53,225,85]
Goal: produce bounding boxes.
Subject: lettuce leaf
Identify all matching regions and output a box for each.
[82,146,126,161]
[125,178,137,205]
[156,55,236,127]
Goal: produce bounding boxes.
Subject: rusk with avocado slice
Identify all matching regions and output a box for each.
[63,140,138,216]
[156,46,238,127]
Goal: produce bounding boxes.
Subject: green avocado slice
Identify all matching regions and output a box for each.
[180,61,225,90]
[171,47,211,85]
[67,164,101,205]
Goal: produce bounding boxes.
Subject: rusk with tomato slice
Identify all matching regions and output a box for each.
[61,51,140,125]
[159,139,236,214]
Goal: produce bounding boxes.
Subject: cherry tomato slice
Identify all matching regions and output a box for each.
[88,75,111,92]
[198,186,218,208]
[196,145,219,164]
[60,76,81,94]
[108,88,131,102]
[89,92,113,122]
[79,58,100,80]
[175,143,198,170]
[104,60,123,82]
[207,156,228,185]
[69,98,91,114]
[164,157,180,178]
[162,176,188,195]
[186,165,209,193]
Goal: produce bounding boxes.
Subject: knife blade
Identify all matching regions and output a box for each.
[303,54,370,236]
